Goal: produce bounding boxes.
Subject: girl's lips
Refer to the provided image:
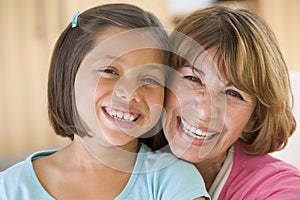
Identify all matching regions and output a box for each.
[103,105,143,115]
[176,116,220,146]
[103,107,141,121]
[101,106,143,129]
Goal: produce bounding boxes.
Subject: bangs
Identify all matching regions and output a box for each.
[170,32,206,69]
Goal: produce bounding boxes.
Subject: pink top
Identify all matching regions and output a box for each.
[219,139,300,199]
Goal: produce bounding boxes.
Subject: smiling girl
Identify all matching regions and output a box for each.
[0,4,209,200]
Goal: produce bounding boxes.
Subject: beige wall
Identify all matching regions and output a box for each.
[254,0,300,72]
[0,0,299,168]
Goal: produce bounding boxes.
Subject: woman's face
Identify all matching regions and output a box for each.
[163,53,257,163]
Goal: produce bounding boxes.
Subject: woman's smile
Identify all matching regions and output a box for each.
[177,117,220,145]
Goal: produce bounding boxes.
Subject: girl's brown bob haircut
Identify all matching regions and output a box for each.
[48,3,170,141]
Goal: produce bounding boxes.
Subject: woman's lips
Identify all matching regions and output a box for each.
[176,116,220,145]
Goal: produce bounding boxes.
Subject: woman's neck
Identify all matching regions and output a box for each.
[194,151,227,190]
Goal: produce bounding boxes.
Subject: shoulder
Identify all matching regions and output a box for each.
[221,140,300,199]
[233,140,300,175]
[0,159,27,183]
[0,150,57,200]
[138,143,200,172]
[0,151,40,183]
[134,143,210,199]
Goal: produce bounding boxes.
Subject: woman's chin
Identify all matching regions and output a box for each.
[169,135,219,163]
[171,146,204,163]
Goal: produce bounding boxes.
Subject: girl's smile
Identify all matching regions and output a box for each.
[102,105,143,129]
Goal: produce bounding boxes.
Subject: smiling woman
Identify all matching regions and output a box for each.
[161,5,300,199]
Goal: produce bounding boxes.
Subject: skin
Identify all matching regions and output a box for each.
[163,54,257,189]
[93,49,165,147]
[33,27,166,199]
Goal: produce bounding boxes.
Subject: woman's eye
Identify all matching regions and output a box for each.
[226,89,243,100]
[141,77,160,85]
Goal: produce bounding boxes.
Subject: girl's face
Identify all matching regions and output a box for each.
[75,27,165,148]
[163,53,257,163]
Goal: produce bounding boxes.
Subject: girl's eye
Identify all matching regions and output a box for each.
[97,67,119,79]
[226,89,244,100]
[99,68,118,75]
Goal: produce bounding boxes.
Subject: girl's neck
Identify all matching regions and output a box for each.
[33,135,139,199]
[65,135,140,171]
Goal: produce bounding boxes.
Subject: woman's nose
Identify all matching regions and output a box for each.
[195,89,221,120]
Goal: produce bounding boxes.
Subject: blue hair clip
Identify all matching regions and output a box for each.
[72,11,81,28]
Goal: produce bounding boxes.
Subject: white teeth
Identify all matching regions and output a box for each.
[180,119,214,140]
[107,109,137,122]
[124,113,131,120]
[196,129,202,136]
[191,127,197,133]
[116,111,122,118]
[130,115,135,121]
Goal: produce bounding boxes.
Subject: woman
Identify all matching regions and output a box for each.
[162,5,300,199]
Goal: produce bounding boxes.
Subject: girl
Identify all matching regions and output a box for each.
[0,4,209,200]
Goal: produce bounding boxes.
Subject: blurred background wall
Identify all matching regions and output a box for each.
[0,0,299,170]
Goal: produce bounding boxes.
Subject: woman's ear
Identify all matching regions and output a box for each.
[240,116,257,142]
[243,116,255,133]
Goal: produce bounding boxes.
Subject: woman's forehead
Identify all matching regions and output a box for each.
[180,50,227,83]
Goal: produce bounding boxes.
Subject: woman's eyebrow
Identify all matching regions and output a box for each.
[182,64,206,77]
[225,82,233,87]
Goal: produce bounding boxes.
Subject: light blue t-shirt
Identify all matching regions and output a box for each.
[0,143,210,200]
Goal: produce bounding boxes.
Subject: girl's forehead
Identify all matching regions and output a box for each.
[87,28,167,62]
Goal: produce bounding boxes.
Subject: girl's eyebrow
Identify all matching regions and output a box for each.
[103,55,125,64]
[99,55,165,74]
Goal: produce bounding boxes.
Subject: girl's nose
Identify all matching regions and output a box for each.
[114,81,141,103]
